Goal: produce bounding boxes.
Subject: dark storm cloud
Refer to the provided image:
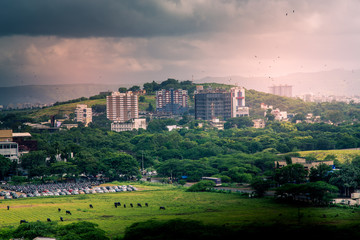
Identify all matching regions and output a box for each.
[0,0,218,38]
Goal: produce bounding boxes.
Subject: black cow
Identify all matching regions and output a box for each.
[145,203,148,207]
[89,204,93,208]
[114,202,118,208]
[58,208,61,212]
[60,217,64,221]
[159,206,166,210]
[124,204,126,208]
[47,218,51,222]
[7,206,9,210]
[137,203,142,207]
[130,203,133,208]
[117,202,121,206]
[20,220,28,224]
[66,210,71,215]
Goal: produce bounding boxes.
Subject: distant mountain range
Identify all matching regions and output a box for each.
[1,69,359,107]
[0,84,119,107]
[197,69,360,97]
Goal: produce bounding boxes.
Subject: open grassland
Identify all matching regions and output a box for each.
[1,182,360,239]
[28,99,106,119]
[27,95,156,119]
[298,149,360,163]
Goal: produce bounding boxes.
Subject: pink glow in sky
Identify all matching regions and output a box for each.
[1,0,360,93]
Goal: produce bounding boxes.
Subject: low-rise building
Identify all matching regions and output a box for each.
[111,118,147,132]
[275,157,334,171]
[252,119,265,128]
[0,141,19,162]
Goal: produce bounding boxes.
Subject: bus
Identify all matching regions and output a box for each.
[201,177,222,186]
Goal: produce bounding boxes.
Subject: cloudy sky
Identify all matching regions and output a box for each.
[0,0,359,88]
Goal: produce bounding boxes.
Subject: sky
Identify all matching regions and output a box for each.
[0,0,360,88]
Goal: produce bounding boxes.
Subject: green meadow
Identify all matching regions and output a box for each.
[1,182,360,239]
[298,149,360,163]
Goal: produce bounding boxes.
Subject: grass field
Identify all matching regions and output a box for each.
[298,149,360,163]
[1,182,360,239]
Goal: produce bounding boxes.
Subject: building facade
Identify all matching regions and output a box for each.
[156,89,188,115]
[194,89,232,120]
[269,85,292,98]
[230,87,249,117]
[0,141,19,162]
[106,92,138,122]
[75,104,92,126]
[111,118,147,132]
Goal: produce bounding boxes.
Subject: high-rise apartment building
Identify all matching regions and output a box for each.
[75,104,92,126]
[195,89,232,120]
[269,85,292,97]
[106,92,138,122]
[230,87,249,117]
[195,87,249,120]
[156,89,188,115]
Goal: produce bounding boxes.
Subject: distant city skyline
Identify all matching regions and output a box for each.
[0,0,360,95]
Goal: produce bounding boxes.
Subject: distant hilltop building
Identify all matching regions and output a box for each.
[230,87,249,117]
[156,89,188,115]
[269,85,292,98]
[106,91,138,122]
[75,104,92,127]
[194,86,249,120]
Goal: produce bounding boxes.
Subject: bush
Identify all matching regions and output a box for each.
[12,221,57,240]
[186,180,215,192]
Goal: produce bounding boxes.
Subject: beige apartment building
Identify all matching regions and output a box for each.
[75,104,92,126]
[106,92,138,122]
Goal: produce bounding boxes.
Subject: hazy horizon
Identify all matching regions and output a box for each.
[1,0,360,95]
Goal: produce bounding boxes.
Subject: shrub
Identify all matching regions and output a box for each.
[186,180,215,192]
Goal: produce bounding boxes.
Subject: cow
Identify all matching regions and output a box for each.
[20,220,28,224]
[60,217,63,221]
[124,204,126,208]
[66,210,71,215]
[130,203,133,208]
[47,218,51,222]
[117,202,121,206]
[58,208,61,212]
[89,204,93,208]
[114,202,118,208]
[137,203,142,207]
[7,206,9,210]
[145,203,148,207]
[159,206,166,210]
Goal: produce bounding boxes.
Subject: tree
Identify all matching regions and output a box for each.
[309,163,332,183]
[224,117,253,129]
[20,151,47,178]
[56,221,109,240]
[275,181,338,205]
[250,177,272,197]
[118,87,127,93]
[128,85,140,92]
[102,153,140,180]
[12,221,57,240]
[0,155,11,180]
[329,164,359,197]
[186,180,215,192]
[274,164,308,184]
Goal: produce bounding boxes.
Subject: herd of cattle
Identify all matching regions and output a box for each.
[1,182,167,224]
[17,201,166,224]
[0,182,138,199]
